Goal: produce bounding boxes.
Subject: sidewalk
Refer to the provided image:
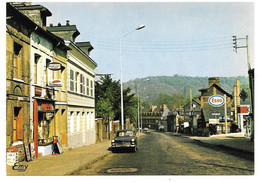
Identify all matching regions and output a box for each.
[6,140,111,176]
[6,133,146,176]
[173,133,254,154]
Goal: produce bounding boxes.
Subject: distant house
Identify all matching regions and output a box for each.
[181,98,201,134]
[142,104,168,131]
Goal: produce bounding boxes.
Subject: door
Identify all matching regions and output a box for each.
[13,107,22,141]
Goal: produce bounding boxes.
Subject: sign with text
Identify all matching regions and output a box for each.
[208,95,225,107]
[48,62,61,71]
[49,79,62,87]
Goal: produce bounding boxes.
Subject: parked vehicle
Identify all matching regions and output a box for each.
[111,129,137,152]
[143,127,150,134]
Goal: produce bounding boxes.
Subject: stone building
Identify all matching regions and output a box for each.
[47,21,98,148]
[142,104,168,130]
[6,3,34,153]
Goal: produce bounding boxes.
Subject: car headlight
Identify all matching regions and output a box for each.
[131,138,135,142]
[112,139,115,143]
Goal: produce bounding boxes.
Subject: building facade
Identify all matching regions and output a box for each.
[47,22,98,148]
[6,3,34,154]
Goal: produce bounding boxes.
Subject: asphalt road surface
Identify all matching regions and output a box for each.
[72,132,254,175]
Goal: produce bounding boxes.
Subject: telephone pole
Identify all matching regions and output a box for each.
[233,35,254,141]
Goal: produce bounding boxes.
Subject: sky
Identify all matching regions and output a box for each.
[34,1,255,82]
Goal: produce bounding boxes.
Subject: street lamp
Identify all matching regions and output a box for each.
[140,96,149,132]
[137,79,149,134]
[120,24,145,130]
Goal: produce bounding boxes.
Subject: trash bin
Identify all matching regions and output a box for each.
[6,147,18,166]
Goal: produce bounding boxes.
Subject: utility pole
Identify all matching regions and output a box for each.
[190,88,192,111]
[224,94,228,134]
[233,35,254,141]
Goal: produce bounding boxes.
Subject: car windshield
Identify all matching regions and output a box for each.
[117,131,134,137]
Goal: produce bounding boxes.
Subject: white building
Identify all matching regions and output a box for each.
[47,21,97,147]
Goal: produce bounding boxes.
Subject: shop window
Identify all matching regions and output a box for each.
[13,107,22,141]
[37,112,53,144]
[34,54,41,84]
[70,69,74,91]
[13,42,22,79]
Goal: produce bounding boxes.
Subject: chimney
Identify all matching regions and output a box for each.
[151,105,157,112]
[234,85,238,124]
[208,77,221,87]
[236,79,240,105]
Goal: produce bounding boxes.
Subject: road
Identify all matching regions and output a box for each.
[72,132,254,175]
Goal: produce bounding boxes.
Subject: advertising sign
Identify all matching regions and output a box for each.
[48,62,61,71]
[208,95,225,107]
[49,79,62,87]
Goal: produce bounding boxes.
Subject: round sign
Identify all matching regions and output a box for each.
[208,95,225,107]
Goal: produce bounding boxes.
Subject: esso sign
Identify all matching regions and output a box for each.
[208,95,225,107]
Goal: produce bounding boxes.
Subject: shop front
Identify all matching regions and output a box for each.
[34,98,55,158]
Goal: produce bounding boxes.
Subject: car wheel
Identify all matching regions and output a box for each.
[132,146,137,152]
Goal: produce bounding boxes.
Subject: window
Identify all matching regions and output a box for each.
[70,69,74,91]
[13,42,22,79]
[91,112,94,129]
[70,112,74,134]
[80,74,85,94]
[87,112,90,130]
[76,112,80,133]
[90,80,93,97]
[34,54,41,84]
[45,59,51,86]
[75,72,79,92]
[86,78,89,96]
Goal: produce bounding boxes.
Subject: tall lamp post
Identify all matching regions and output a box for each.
[140,96,149,132]
[120,24,145,130]
[137,79,149,134]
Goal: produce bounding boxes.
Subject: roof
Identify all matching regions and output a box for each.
[47,25,80,34]
[75,42,94,52]
[7,3,70,51]
[15,5,52,17]
[199,83,233,98]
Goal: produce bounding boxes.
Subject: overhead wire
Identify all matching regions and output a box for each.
[89,36,234,52]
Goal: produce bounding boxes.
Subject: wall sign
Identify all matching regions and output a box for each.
[48,62,61,71]
[208,95,225,107]
[49,80,62,87]
[35,87,42,96]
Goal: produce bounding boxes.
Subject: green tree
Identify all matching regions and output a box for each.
[95,75,138,126]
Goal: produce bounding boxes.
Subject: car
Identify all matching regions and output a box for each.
[143,127,150,134]
[111,129,137,152]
